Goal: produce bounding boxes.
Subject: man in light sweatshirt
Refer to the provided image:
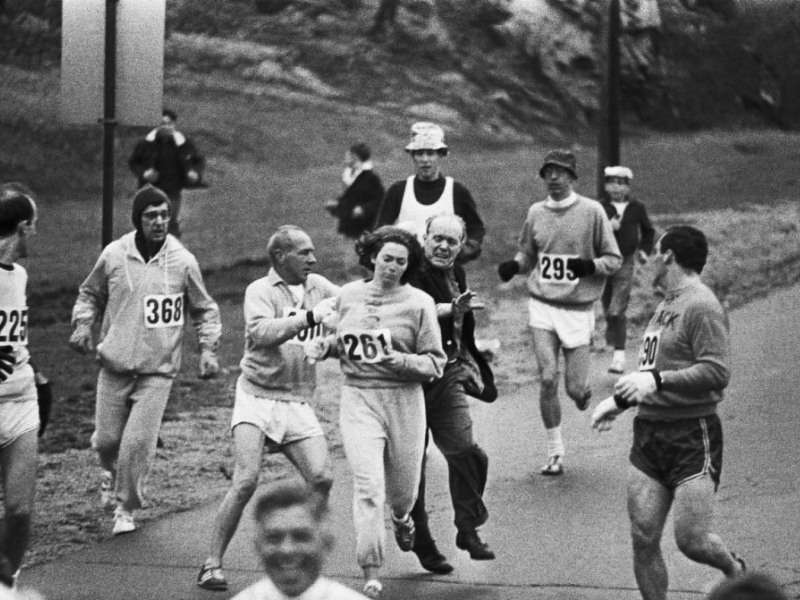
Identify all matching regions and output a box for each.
[498,149,621,475]
[69,185,221,536]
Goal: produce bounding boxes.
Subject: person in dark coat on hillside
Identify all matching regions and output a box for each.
[408,214,497,574]
[599,166,655,374]
[128,108,205,237]
[325,143,385,273]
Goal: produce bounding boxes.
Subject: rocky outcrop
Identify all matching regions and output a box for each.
[494,0,662,115]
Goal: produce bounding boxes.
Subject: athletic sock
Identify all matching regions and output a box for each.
[613,350,626,363]
[545,426,564,458]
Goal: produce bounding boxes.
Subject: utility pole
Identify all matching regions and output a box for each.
[597,0,621,199]
[102,0,119,247]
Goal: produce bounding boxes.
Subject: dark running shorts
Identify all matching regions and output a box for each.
[630,414,723,490]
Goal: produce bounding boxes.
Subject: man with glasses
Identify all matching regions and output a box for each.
[374,122,485,263]
[69,184,221,536]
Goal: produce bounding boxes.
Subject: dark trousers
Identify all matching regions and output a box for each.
[411,362,489,544]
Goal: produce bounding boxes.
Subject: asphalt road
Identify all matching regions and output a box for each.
[20,284,800,599]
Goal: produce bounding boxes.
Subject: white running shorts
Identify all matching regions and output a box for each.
[231,380,324,452]
[528,297,595,349]
[0,400,39,448]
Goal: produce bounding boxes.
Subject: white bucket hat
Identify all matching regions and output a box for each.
[405,122,448,154]
[604,165,633,181]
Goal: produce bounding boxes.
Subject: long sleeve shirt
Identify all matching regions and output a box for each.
[333,279,446,388]
[515,194,622,308]
[238,269,339,399]
[636,278,730,421]
[71,232,221,377]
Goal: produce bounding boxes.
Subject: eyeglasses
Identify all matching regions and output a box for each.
[142,210,171,222]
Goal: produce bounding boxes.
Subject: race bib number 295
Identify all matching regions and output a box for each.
[539,254,578,286]
[144,294,184,329]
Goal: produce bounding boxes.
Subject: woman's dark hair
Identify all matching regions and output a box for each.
[349,142,371,162]
[659,225,708,274]
[355,226,423,284]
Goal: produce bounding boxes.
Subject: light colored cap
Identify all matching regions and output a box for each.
[405,122,448,153]
[604,166,633,180]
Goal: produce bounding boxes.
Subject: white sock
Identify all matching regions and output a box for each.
[545,426,564,458]
[613,350,626,363]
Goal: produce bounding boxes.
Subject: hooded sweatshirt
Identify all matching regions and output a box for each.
[71,231,221,376]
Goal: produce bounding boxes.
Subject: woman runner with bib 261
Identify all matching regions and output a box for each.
[306,226,445,599]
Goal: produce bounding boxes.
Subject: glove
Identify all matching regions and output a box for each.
[143,168,159,183]
[35,371,53,437]
[198,349,220,379]
[69,324,95,355]
[566,258,596,278]
[591,396,623,432]
[0,345,14,382]
[308,297,338,325]
[497,260,520,282]
[614,370,659,405]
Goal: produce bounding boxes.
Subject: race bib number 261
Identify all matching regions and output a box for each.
[339,329,392,364]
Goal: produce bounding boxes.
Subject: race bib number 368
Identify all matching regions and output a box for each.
[339,329,392,364]
[144,294,184,329]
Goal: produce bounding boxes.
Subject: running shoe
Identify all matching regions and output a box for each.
[540,455,563,476]
[608,356,626,374]
[100,470,115,509]
[197,564,228,591]
[112,506,136,535]
[391,513,416,552]
[363,579,383,599]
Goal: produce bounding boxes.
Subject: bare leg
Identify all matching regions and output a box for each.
[283,435,332,496]
[562,344,591,405]
[205,423,264,566]
[0,429,37,572]
[673,475,744,577]
[531,328,562,428]
[628,465,673,600]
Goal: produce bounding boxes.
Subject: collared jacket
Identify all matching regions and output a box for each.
[411,263,497,402]
[599,195,655,257]
[72,231,221,377]
[238,269,339,399]
[128,128,205,194]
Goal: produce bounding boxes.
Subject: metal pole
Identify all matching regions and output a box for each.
[102,0,119,247]
[597,0,621,199]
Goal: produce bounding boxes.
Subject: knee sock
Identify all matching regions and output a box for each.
[613,349,626,363]
[545,426,564,458]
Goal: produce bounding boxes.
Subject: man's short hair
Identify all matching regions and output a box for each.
[349,142,371,162]
[425,213,466,242]
[162,108,178,121]
[0,182,37,237]
[659,225,708,274]
[706,572,789,600]
[254,480,328,524]
[267,225,306,261]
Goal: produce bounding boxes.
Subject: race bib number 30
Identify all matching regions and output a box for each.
[0,306,28,344]
[539,254,578,286]
[283,308,323,346]
[639,330,661,370]
[339,329,392,364]
[144,294,184,329]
